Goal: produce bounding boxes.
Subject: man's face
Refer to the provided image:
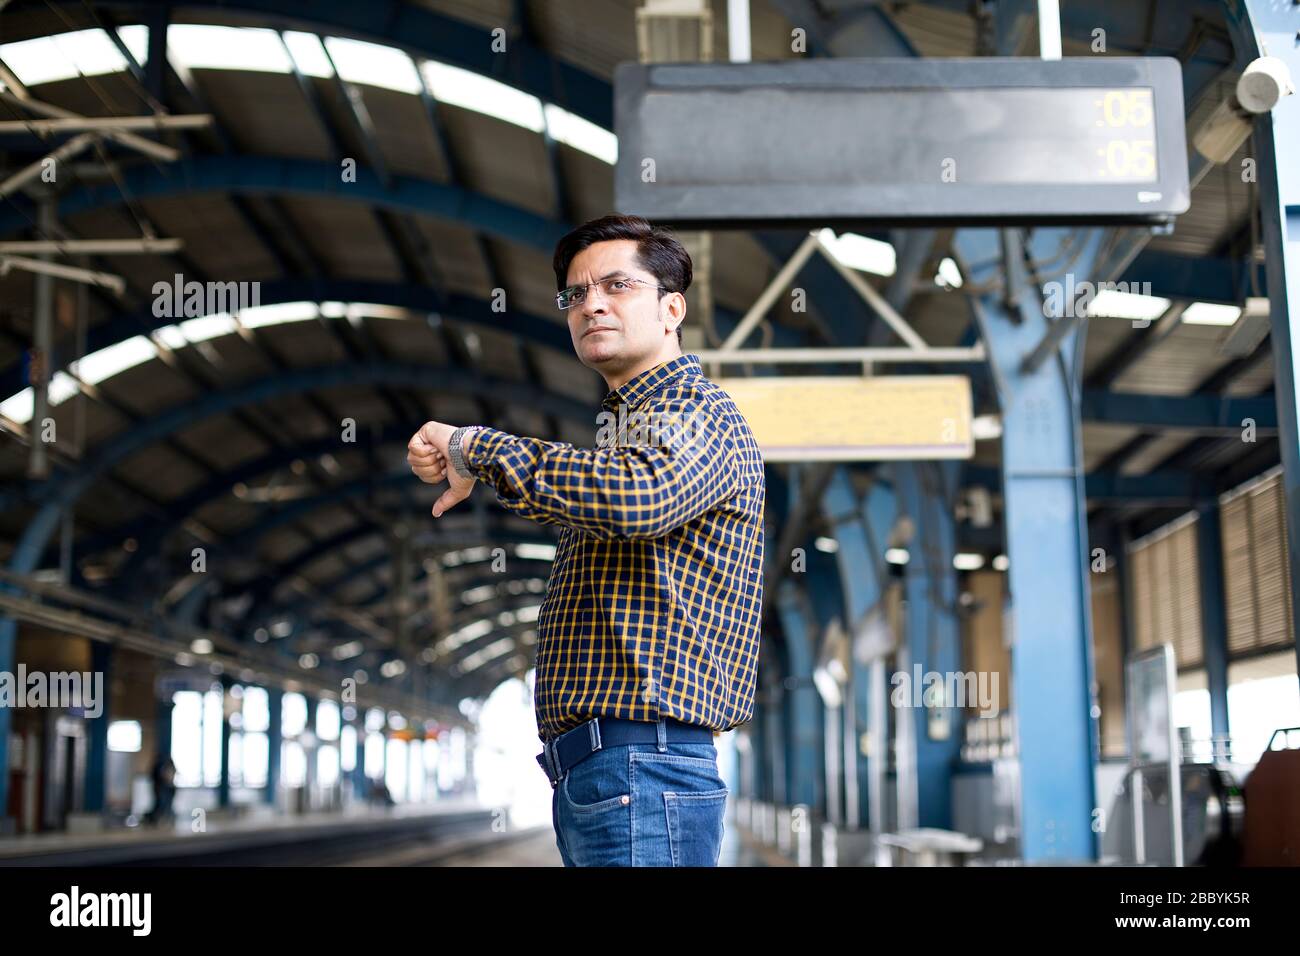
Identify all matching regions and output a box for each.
[563,239,680,376]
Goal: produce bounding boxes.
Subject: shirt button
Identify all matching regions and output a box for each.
[620,795,630,805]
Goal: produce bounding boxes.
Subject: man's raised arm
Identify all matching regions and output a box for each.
[464,396,740,540]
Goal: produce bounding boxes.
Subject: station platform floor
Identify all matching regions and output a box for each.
[0,799,790,866]
[1,802,792,867]
[421,816,793,867]
[0,799,493,866]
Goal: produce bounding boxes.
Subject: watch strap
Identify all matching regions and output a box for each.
[449,425,482,479]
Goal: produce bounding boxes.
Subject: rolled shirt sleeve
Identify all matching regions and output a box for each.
[462,395,740,540]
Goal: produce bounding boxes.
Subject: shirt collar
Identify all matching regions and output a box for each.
[601,353,701,411]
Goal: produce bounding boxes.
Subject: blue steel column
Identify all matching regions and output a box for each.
[304,696,317,809]
[822,467,896,828]
[930,463,964,825]
[1114,523,1135,668]
[955,227,1102,861]
[896,462,964,829]
[864,477,899,831]
[805,544,845,630]
[749,628,780,813]
[265,687,282,806]
[154,690,174,820]
[805,543,846,820]
[775,580,820,809]
[762,673,787,808]
[755,696,772,804]
[83,640,113,813]
[0,611,14,825]
[355,716,368,800]
[822,468,875,829]
[1225,1,1300,685]
[1196,501,1231,753]
[749,695,767,803]
[217,675,232,808]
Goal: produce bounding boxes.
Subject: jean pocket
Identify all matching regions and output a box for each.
[630,748,724,782]
[631,750,728,866]
[559,750,631,814]
[664,788,728,867]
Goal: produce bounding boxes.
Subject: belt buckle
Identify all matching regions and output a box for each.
[541,718,604,789]
[542,740,561,788]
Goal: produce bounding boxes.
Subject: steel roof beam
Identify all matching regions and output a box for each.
[6,361,591,574]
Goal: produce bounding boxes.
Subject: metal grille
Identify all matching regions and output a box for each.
[1129,513,1204,669]
[1221,468,1295,657]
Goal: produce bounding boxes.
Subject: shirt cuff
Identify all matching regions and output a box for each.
[461,425,515,480]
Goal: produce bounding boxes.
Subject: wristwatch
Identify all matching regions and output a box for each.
[448,425,483,479]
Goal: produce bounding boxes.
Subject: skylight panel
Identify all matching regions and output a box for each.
[73,335,158,385]
[282,31,334,79]
[167,25,292,73]
[1086,289,1171,321]
[0,28,129,86]
[237,302,319,328]
[324,36,421,94]
[421,60,544,132]
[1182,302,1242,326]
[544,103,617,164]
[818,228,897,277]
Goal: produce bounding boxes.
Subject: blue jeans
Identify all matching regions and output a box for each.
[549,733,729,867]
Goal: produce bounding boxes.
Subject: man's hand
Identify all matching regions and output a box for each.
[407,421,476,518]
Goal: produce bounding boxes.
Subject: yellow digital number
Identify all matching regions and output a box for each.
[1102,90,1153,128]
[1105,139,1156,177]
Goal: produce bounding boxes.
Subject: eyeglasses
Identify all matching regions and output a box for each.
[555,275,666,310]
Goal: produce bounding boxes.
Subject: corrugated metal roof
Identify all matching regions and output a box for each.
[1111,323,1245,395]
[892,3,980,58]
[0,0,1278,609]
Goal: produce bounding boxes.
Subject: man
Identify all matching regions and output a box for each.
[146,754,176,827]
[407,214,764,866]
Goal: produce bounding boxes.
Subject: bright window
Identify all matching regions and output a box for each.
[316,699,340,741]
[341,724,357,773]
[407,739,424,802]
[385,738,407,802]
[282,692,307,736]
[364,731,385,779]
[282,740,306,788]
[318,745,340,788]
[242,731,268,789]
[1173,671,1213,762]
[170,691,203,788]
[1227,652,1300,764]
[107,720,142,753]
[241,686,270,733]
[203,685,223,788]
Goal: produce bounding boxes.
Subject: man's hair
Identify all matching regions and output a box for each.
[552,214,692,345]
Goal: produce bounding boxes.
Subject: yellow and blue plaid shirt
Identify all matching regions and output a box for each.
[464,353,765,742]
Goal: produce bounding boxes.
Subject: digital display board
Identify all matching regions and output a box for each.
[615,57,1189,227]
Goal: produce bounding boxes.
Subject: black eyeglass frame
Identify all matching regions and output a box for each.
[555,275,669,310]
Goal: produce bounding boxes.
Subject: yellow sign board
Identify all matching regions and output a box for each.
[716,375,973,461]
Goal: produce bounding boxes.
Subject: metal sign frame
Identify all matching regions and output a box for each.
[615,56,1190,227]
[1124,643,1185,866]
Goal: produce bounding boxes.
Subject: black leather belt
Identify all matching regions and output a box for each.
[536,716,715,788]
